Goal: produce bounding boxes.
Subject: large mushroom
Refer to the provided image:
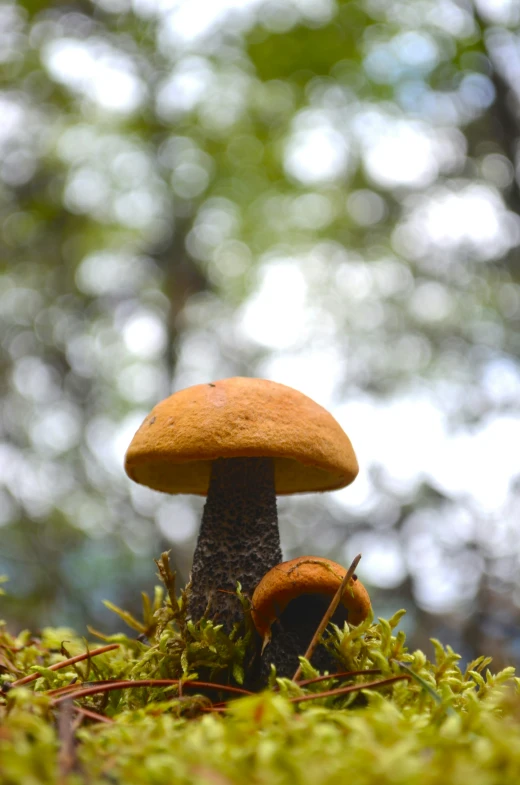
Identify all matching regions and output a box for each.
[125,377,358,631]
[251,556,371,679]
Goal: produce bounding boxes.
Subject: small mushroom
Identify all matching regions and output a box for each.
[251,556,371,679]
[125,378,358,631]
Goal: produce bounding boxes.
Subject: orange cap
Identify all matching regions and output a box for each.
[251,556,371,648]
[125,377,358,495]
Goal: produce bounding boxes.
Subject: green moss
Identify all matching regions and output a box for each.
[1,561,520,784]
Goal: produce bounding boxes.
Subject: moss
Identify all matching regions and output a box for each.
[1,559,520,784]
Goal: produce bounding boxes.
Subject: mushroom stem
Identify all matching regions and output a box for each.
[188,457,282,631]
[260,595,346,681]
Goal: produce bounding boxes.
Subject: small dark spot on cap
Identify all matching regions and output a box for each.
[352,574,358,581]
[208,383,216,387]
[148,416,156,425]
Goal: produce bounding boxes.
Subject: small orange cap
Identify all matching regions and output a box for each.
[251,556,371,649]
[125,377,358,496]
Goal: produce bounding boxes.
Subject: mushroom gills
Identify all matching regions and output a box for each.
[188,456,282,631]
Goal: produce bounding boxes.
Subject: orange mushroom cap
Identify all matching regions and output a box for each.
[125,377,358,496]
[251,556,372,649]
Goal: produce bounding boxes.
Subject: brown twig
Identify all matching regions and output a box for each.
[51,679,253,706]
[57,699,77,782]
[47,678,126,697]
[73,706,114,724]
[290,669,382,688]
[11,644,120,687]
[288,674,411,703]
[0,653,24,676]
[211,670,383,705]
[202,673,409,712]
[47,682,81,697]
[292,554,362,682]
[200,705,228,713]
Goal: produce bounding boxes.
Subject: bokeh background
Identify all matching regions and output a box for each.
[1,0,520,667]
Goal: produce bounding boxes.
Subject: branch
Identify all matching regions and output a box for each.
[292,554,362,682]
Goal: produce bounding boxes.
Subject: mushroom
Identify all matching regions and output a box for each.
[124,378,358,632]
[251,556,371,679]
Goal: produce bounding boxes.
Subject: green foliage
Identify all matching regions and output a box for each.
[247,3,369,81]
[1,584,520,784]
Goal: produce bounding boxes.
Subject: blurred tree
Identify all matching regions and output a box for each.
[0,0,519,664]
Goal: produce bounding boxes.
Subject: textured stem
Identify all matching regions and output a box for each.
[259,595,348,682]
[188,457,282,631]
